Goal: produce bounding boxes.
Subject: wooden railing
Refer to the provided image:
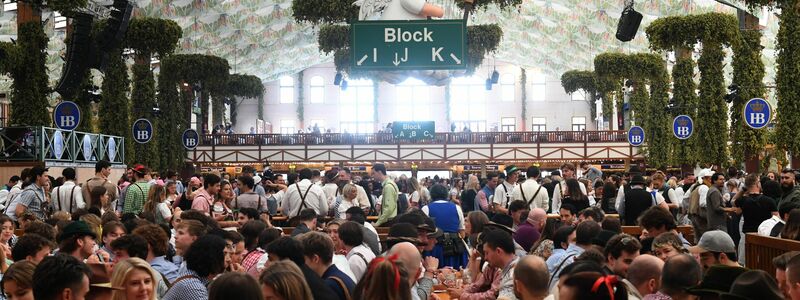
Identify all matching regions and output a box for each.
[199,130,629,146]
[745,233,800,275]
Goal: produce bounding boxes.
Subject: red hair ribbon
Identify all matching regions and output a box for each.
[591,275,619,300]
[368,254,402,291]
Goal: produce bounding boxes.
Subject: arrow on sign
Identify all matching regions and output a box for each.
[357,54,369,66]
[393,48,408,66]
[450,53,461,65]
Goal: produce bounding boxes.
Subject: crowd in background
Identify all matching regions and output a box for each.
[0,160,798,300]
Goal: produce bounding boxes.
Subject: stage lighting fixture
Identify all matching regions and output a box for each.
[334,72,343,86]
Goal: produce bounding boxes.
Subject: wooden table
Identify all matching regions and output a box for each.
[432,291,451,300]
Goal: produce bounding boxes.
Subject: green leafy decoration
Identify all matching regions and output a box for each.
[670,54,699,166]
[318,25,349,55]
[130,64,159,168]
[7,22,49,127]
[730,30,766,166]
[99,46,133,164]
[227,74,265,125]
[125,17,182,59]
[696,42,728,165]
[769,0,800,162]
[457,0,522,9]
[593,52,671,168]
[297,71,305,126]
[157,54,229,171]
[291,0,358,24]
[560,70,597,120]
[73,69,94,132]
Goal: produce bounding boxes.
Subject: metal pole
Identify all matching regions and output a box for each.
[463,0,474,21]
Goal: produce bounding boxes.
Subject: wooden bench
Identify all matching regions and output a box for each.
[745,233,800,275]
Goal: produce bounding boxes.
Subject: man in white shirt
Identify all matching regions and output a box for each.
[552,163,587,213]
[51,168,85,213]
[322,170,339,207]
[514,166,550,212]
[281,168,327,217]
[0,175,21,209]
[494,165,520,215]
[340,221,375,281]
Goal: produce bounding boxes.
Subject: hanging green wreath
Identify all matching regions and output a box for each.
[125,17,182,59]
[292,0,358,25]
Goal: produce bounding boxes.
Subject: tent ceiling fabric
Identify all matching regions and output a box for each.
[0,0,780,90]
[132,0,778,82]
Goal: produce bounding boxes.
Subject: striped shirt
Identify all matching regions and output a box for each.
[123,182,150,214]
[15,184,46,220]
[162,266,209,300]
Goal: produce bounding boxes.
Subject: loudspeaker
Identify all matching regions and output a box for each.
[92,0,133,71]
[615,7,643,42]
[56,13,94,100]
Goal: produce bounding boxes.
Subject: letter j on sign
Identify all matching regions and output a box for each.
[627,126,645,146]
[351,19,466,71]
[132,119,153,144]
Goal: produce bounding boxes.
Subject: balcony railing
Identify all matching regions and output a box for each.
[199,130,629,146]
[0,126,125,164]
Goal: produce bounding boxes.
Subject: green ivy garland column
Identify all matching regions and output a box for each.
[212,93,224,127]
[560,70,597,127]
[99,47,132,164]
[226,74,266,127]
[670,49,699,166]
[131,64,159,168]
[7,22,50,127]
[296,72,304,129]
[126,17,181,169]
[730,30,766,166]
[772,0,800,167]
[696,42,729,165]
[258,94,265,121]
[644,60,672,169]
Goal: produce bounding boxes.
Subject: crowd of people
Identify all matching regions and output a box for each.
[0,160,798,300]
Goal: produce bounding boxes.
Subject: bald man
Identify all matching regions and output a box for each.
[623,254,664,300]
[513,255,549,300]
[389,242,432,300]
[515,208,547,252]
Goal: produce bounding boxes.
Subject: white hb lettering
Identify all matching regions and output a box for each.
[60,116,76,128]
[749,113,766,125]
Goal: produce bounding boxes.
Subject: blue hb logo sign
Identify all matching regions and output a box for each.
[53,101,81,131]
[744,98,772,129]
[628,126,645,146]
[132,119,153,144]
[182,129,199,150]
[673,115,694,140]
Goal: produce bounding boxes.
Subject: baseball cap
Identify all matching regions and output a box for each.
[689,230,736,254]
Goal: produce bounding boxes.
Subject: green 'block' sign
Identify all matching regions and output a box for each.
[393,121,435,140]
[351,19,467,71]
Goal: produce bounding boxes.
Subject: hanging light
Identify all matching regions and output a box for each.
[334,72,343,86]
[485,78,493,91]
[491,70,500,84]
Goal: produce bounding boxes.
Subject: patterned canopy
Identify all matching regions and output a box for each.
[0,0,780,92]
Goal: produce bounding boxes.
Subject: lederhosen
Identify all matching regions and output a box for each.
[56,185,78,212]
